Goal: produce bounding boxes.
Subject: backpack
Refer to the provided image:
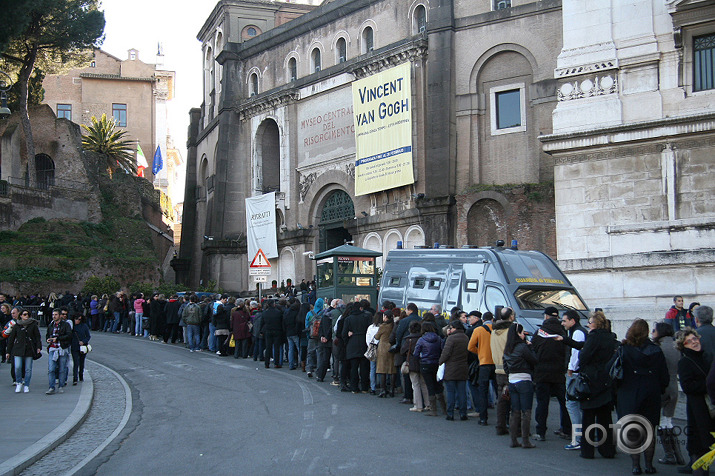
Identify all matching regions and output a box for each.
[310,309,324,339]
[183,303,201,325]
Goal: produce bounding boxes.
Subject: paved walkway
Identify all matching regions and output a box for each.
[0,358,93,476]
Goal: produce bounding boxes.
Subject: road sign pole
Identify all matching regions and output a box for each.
[258,282,262,303]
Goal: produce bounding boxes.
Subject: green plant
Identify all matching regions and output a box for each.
[82,114,137,177]
[26,217,46,224]
[82,275,121,297]
[200,280,218,293]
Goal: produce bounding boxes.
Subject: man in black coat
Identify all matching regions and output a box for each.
[342,301,371,393]
[531,306,571,441]
[164,295,182,344]
[260,299,284,368]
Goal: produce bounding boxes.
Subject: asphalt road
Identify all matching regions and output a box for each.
[65,333,682,475]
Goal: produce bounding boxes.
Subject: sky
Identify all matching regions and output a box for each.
[99,0,216,163]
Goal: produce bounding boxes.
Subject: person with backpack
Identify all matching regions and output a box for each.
[304,298,325,378]
[183,294,202,352]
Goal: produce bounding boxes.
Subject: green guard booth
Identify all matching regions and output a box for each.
[314,244,382,306]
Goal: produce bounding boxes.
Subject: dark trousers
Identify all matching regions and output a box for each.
[253,337,265,361]
[403,371,413,399]
[420,363,442,396]
[580,404,616,458]
[349,357,370,391]
[72,350,86,380]
[164,323,181,343]
[316,346,331,380]
[534,381,571,437]
[200,323,210,349]
[340,359,350,387]
[216,334,229,356]
[233,338,250,358]
[264,333,283,366]
[476,364,496,422]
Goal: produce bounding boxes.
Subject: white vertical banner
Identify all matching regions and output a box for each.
[245,192,278,260]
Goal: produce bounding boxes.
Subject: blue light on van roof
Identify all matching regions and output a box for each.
[511,240,518,250]
[433,242,439,248]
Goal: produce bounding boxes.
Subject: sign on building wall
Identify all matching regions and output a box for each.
[352,62,414,197]
[245,192,278,260]
[297,87,355,166]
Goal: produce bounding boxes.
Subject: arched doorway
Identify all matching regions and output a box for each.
[35,154,55,190]
[318,189,354,252]
[467,199,506,247]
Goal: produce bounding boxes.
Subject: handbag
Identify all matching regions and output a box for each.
[401,360,410,375]
[364,342,378,361]
[609,345,624,382]
[500,384,510,402]
[80,344,92,354]
[228,335,236,348]
[33,350,42,360]
[468,360,480,386]
[566,372,591,401]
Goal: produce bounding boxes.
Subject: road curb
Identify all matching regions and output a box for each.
[0,370,94,476]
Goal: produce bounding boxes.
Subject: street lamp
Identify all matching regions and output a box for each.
[0,70,12,119]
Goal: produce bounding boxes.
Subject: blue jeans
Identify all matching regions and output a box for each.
[208,323,217,352]
[287,335,300,369]
[445,380,467,418]
[187,325,201,351]
[48,351,69,389]
[370,360,377,391]
[565,374,582,443]
[509,380,535,412]
[253,337,265,361]
[134,312,143,335]
[111,312,121,332]
[14,356,33,386]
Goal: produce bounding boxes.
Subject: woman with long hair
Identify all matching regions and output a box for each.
[438,320,470,421]
[374,311,396,397]
[5,308,42,393]
[503,321,537,448]
[613,319,668,474]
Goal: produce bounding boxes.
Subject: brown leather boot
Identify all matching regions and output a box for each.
[301,361,306,372]
[521,410,535,448]
[509,412,522,448]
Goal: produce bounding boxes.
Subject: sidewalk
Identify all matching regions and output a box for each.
[0,359,93,476]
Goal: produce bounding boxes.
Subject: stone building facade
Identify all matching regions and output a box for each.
[177,0,563,292]
[540,0,715,332]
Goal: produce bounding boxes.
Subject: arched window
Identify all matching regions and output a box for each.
[250,73,259,96]
[414,5,427,34]
[362,27,374,54]
[336,37,347,63]
[35,154,55,190]
[288,57,297,81]
[311,48,321,73]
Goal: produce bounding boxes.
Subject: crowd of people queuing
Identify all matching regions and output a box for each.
[2,290,714,474]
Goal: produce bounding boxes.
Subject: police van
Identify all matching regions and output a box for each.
[377,242,589,333]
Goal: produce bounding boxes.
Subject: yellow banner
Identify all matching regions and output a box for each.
[352,62,414,197]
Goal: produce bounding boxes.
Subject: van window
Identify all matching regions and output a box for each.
[514,288,587,311]
[465,280,479,291]
[413,277,425,288]
[388,276,401,287]
[428,278,441,289]
[485,286,507,313]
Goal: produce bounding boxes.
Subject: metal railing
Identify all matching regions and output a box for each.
[6,176,88,192]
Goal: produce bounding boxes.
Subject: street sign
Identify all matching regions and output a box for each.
[249,248,271,268]
[253,275,268,282]
[249,268,271,276]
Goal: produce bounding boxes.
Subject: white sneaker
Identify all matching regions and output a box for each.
[15,383,22,393]
[23,386,29,393]
[58,387,64,394]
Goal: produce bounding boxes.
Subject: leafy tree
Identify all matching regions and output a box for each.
[82,275,121,297]
[0,0,104,186]
[82,114,137,177]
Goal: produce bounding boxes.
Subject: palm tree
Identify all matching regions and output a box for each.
[81,114,136,177]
